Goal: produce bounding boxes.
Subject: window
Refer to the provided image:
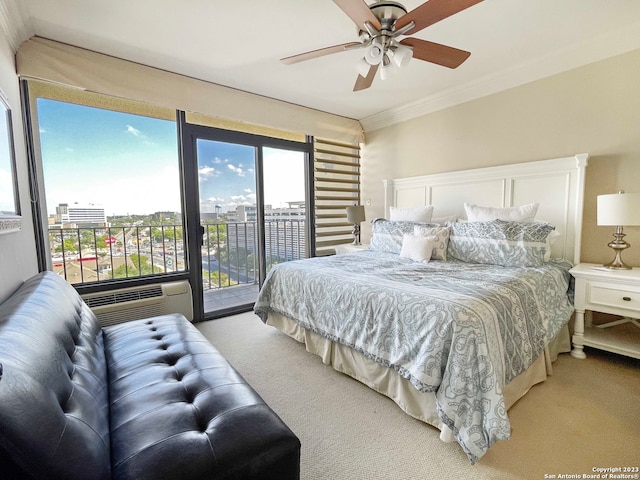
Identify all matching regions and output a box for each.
[26,81,184,286]
[24,79,362,312]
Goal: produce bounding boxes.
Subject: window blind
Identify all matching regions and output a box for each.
[313,138,361,256]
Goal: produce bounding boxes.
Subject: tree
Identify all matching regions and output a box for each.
[112,253,162,278]
[56,238,78,254]
[202,269,236,288]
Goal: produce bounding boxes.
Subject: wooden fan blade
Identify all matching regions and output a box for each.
[353,64,379,91]
[400,38,471,69]
[333,0,381,32]
[395,0,483,35]
[281,42,362,65]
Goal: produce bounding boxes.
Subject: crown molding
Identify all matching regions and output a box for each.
[360,21,640,132]
[0,0,34,52]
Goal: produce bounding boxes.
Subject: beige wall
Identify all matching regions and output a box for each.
[0,28,38,301]
[361,48,640,267]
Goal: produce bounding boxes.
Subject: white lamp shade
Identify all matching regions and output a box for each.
[392,44,412,68]
[379,60,397,80]
[597,192,640,226]
[365,43,383,65]
[346,205,366,223]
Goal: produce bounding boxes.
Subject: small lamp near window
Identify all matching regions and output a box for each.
[597,191,640,269]
[346,205,366,246]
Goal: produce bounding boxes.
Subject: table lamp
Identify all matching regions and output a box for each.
[597,191,640,269]
[346,205,366,245]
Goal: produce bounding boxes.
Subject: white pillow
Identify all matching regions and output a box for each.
[400,234,436,263]
[389,205,434,223]
[464,202,539,222]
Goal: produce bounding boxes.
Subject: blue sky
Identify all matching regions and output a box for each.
[197,139,256,214]
[38,99,305,216]
[197,141,305,213]
[38,99,180,215]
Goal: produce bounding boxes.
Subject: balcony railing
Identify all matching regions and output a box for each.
[49,220,307,288]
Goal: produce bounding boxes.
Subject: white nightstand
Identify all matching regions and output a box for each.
[334,244,369,254]
[569,263,640,360]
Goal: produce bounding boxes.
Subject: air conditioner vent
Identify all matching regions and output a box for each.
[85,286,163,308]
[81,281,192,326]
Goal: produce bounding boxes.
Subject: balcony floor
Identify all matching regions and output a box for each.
[203,283,260,313]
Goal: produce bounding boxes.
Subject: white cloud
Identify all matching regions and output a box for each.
[229,193,256,205]
[227,164,245,176]
[198,165,218,181]
[126,125,142,137]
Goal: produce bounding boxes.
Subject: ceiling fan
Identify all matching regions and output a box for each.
[281,0,484,91]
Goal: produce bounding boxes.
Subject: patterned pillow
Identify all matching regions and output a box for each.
[413,224,451,260]
[370,218,438,254]
[464,202,539,222]
[447,220,556,267]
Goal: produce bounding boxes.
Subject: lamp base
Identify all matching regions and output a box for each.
[602,259,632,270]
[351,224,361,246]
[602,226,632,270]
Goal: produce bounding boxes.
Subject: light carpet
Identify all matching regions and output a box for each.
[196,312,640,480]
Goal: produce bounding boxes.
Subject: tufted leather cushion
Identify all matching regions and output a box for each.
[0,271,300,480]
[104,315,301,480]
[0,271,111,480]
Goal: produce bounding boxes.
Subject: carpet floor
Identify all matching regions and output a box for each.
[196,312,640,480]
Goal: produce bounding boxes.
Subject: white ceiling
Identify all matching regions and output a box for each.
[18,0,640,128]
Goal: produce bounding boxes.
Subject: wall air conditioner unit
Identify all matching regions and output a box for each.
[81,280,193,327]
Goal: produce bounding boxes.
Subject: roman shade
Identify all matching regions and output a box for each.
[16,36,364,144]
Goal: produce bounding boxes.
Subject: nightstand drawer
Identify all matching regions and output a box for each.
[587,282,640,313]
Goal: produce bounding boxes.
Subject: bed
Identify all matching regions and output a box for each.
[254,154,589,463]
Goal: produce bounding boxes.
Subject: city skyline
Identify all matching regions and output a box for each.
[38,99,305,216]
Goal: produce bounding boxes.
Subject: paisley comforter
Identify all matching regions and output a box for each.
[254,250,574,463]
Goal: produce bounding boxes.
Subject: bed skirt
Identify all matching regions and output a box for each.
[266,312,571,443]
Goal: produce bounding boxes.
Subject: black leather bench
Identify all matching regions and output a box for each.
[0,271,300,480]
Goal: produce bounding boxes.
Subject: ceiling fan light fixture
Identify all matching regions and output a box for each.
[392,44,412,68]
[379,54,397,80]
[364,42,384,65]
[281,0,483,91]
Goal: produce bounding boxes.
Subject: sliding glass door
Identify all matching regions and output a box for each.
[262,147,308,272]
[181,119,312,320]
[196,139,259,315]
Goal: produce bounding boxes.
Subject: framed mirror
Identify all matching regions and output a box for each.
[0,87,21,235]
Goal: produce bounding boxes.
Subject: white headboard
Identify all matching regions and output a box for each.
[383,154,589,265]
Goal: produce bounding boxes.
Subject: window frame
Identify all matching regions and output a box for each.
[22,79,189,295]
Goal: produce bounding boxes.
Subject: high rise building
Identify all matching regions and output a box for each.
[55,203,108,228]
[225,203,307,262]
